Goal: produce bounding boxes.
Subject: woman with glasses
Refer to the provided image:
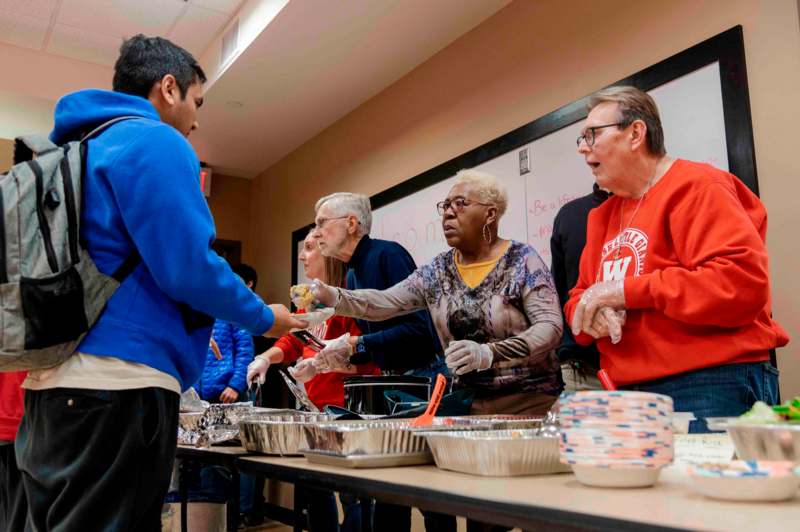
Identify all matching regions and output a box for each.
[311,169,564,417]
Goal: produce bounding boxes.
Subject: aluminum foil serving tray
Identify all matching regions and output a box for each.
[404,415,543,433]
[424,429,571,476]
[302,419,429,456]
[303,450,433,468]
[239,412,335,456]
[178,402,258,446]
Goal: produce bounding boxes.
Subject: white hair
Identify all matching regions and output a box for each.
[453,169,508,217]
[315,192,372,235]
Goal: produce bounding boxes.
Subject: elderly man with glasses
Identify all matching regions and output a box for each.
[566,85,788,432]
[311,172,564,415]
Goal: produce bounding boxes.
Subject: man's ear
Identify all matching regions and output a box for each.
[629,119,648,152]
[347,215,360,235]
[158,74,179,106]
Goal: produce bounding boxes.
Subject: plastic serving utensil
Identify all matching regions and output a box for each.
[597,369,617,391]
[410,373,447,428]
[280,369,320,412]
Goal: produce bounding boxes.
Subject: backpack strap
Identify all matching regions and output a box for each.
[80,116,144,283]
[80,116,141,143]
[112,249,141,282]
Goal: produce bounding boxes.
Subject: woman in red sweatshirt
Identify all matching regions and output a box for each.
[1,371,27,531]
[566,86,788,432]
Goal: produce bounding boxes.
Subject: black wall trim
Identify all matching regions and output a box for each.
[292,26,755,284]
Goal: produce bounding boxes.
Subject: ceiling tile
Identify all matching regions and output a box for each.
[0,0,57,20]
[0,11,48,50]
[58,0,185,37]
[189,0,243,15]
[47,23,122,66]
[169,4,228,56]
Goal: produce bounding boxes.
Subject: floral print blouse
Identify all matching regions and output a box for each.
[335,240,564,396]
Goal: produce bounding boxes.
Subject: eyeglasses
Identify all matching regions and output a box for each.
[576,122,624,147]
[436,197,494,216]
[314,216,349,229]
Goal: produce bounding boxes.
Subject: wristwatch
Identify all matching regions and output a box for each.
[351,336,369,364]
[356,336,367,354]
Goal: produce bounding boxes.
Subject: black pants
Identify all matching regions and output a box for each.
[372,502,456,532]
[16,387,179,532]
[0,443,27,532]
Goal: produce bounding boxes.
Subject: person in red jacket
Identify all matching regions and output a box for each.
[566,86,788,432]
[247,231,380,408]
[1,371,27,531]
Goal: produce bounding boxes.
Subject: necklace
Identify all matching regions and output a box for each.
[598,161,660,264]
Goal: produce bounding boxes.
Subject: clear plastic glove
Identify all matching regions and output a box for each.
[314,333,353,373]
[289,358,318,384]
[247,356,269,386]
[445,340,493,375]
[585,307,627,344]
[310,278,339,308]
[571,280,625,338]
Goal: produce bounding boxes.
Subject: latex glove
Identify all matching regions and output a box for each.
[585,308,627,344]
[445,340,493,375]
[209,338,222,360]
[571,280,625,338]
[219,386,238,404]
[264,304,308,337]
[247,356,270,386]
[310,278,339,308]
[289,358,318,384]
[314,333,353,373]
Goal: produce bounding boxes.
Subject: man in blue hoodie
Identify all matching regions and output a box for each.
[14,35,305,531]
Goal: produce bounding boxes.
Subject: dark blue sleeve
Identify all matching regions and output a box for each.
[360,245,441,370]
[228,324,253,393]
[110,125,274,335]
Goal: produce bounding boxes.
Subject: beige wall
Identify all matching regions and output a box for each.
[248,0,800,395]
[206,173,253,254]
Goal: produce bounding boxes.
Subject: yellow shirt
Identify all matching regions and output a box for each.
[455,241,511,288]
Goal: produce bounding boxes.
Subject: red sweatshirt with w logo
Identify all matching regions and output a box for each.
[565,159,789,386]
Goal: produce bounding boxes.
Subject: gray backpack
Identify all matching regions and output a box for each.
[0,117,140,371]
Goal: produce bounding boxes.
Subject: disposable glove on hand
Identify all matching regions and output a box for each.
[314,333,353,373]
[571,280,625,338]
[445,340,493,375]
[585,307,627,344]
[310,278,339,308]
[246,357,269,386]
[289,358,318,384]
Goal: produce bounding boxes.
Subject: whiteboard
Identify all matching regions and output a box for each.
[368,62,728,268]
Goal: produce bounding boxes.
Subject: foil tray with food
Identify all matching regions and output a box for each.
[423,429,571,476]
[239,412,335,456]
[403,415,543,433]
[301,419,430,457]
[177,402,257,447]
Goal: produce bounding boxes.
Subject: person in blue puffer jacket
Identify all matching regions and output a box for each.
[196,321,254,403]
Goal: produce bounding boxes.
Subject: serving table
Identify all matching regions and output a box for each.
[236,455,800,532]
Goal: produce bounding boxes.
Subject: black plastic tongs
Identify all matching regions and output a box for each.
[291,330,326,352]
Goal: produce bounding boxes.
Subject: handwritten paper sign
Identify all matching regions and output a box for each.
[670,433,736,469]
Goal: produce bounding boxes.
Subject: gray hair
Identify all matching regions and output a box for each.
[453,169,508,218]
[588,85,666,156]
[315,192,372,235]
